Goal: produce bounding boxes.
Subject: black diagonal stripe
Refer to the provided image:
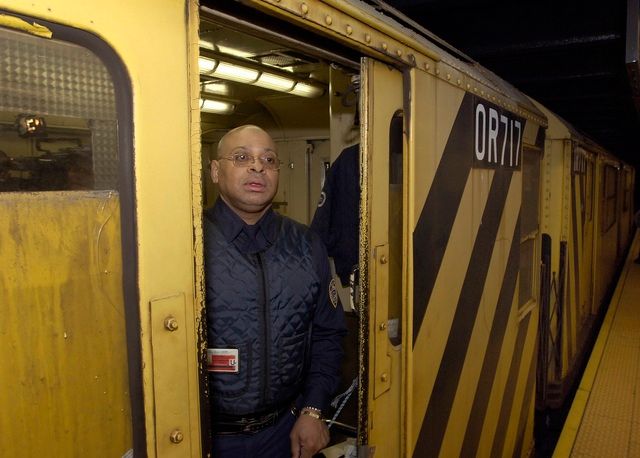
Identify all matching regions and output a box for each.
[413,93,474,345]
[490,313,532,458]
[413,168,513,458]
[460,216,521,456]
[513,342,538,458]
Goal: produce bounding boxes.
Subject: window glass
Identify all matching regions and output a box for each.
[520,148,540,308]
[388,113,403,346]
[0,27,117,192]
[602,165,617,232]
[519,238,534,307]
[521,150,540,237]
[585,160,593,222]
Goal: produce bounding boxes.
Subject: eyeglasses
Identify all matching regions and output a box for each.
[219,152,282,171]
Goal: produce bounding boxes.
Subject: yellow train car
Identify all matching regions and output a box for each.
[533,101,636,411]
[6,1,633,457]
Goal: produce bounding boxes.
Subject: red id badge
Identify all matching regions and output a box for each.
[207,348,239,373]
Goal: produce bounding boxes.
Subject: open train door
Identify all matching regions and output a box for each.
[359,57,407,457]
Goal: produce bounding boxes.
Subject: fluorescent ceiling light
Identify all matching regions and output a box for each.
[199,39,215,50]
[202,81,229,96]
[213,61,259,83]
[198,56,216,73]
[256,72,296,92]
[200,98,234,115]
[198,54,325,98]
[216,44,254,59]
[291,82,324,98]
[199,39,254,59]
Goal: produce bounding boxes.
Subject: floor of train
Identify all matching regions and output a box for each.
[539,231,640,458]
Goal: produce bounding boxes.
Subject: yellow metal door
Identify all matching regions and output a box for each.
[0,17,137,457]
[360,57,405,457]
[0,4,202,456]
[0,192,134,457]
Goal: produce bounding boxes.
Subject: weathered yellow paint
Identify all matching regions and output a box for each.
[537,99,628,402]
[0,13,52,37]
[243,0,548,124]
[362,57,405,457]
[150,293,193,456]
[441,167,524,457]
[409,73,468,452]
[0,192,132,457]
[1,2,203,455]
[243,0,440,66]
[372,244,391,399]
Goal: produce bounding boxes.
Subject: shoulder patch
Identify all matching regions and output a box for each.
[329,278,338,308]
[317,191,326,208]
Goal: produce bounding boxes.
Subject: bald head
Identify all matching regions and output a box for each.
[217,125,275,159]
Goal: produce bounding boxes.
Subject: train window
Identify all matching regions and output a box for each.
[520,149,540,307]
[388,112,403,346]
[575,152,587,223]
[585,160,594,222]
[602,165,618,232]
[521,150,540,237]
[0,26,117,192]
[519,238,535,306]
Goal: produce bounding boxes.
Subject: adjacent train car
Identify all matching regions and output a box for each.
[0,1,634,457]
[533,101,636,411]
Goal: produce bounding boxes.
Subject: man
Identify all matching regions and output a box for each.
[204,125,346,458]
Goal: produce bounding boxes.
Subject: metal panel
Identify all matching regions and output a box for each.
[360,57,404,457]
[150,293,193,457]
[373,244,391,398]
[409,66,535,456]
[0,191,132,457]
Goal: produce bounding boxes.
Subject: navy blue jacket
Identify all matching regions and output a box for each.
[311,144,360,287]
[205,199,346,415]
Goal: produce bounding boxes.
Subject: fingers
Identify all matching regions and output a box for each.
[290,432,301,458]
[291,415,330,457]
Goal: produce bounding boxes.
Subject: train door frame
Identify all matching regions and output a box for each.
[197,4,369,455]
[359,57,407,456]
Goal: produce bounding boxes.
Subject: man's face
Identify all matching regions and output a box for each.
[211,126,279,222]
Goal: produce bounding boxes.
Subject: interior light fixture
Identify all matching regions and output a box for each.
[213,61,260,84]
[199,98,235,115]
[290,82,324,98]
[216,44,254,59]
[199,39,254,59]
[202,81,230,96]
[198,53,325,98]
[199,56,216,73]
[256,72,296,92]
[199,39,215,50]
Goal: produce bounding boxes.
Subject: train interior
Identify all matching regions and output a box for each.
[198,11,362,451]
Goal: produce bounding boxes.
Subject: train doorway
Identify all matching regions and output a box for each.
[198,6,362,456]
[197,5,408,456]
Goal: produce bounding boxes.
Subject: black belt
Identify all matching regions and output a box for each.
[212,404,293,435]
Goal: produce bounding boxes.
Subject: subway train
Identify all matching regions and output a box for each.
[0,1,635,457]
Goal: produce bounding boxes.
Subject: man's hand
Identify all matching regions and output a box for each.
[290,414,329,458]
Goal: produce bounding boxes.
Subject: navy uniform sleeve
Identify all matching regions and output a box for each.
[301,233,347,411]
[310,165,336,253]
